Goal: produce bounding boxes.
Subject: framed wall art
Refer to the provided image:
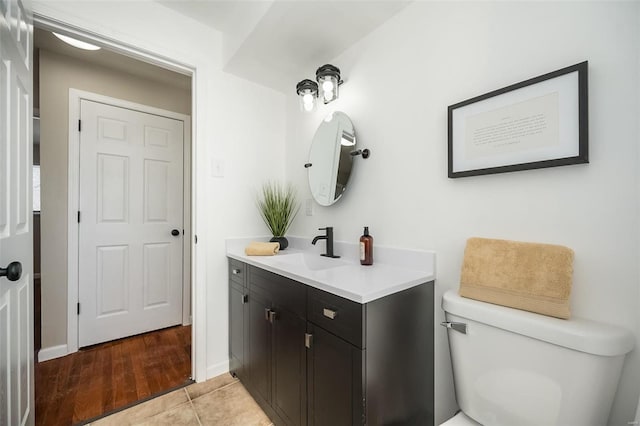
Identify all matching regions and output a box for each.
[448,61,588,178]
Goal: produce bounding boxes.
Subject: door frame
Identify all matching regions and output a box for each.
[68,89,192,350]
[33,14,206,382]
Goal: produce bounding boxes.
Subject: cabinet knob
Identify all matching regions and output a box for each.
[269,310,277,323]
[323,308,337,320]
[232,268,241,275]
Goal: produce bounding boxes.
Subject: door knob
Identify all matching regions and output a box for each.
[171,229,181,236]
[0,261,22,281]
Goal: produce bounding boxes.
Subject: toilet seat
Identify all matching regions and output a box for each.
[440,411,482,426]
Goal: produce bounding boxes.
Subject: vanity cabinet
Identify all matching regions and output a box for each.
[228,259,434,426]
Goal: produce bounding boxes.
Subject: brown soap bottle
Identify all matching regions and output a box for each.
[360,227,373,266]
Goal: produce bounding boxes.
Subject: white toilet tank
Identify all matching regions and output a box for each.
[442,290,634,426]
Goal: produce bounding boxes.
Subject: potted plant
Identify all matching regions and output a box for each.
[257,182,300,250]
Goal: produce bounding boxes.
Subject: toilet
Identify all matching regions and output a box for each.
[440,290,635,426]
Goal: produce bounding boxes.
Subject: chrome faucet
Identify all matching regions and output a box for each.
[312,227,340,258]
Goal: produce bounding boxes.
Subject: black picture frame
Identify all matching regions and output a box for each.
[448,61,588,178]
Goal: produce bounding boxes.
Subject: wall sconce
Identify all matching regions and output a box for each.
[296,64,343,112]
[296,79,318,112]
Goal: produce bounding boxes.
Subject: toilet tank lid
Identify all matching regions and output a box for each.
[442,290,635,357]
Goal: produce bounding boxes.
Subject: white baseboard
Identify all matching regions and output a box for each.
[38,344,69,362]
[206,359,230,381]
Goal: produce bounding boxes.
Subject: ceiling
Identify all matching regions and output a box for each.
[34,1,410,94]
[156,0,412,92]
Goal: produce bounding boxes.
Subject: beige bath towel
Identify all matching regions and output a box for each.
[459,237,574,319]
[245,241,280,256]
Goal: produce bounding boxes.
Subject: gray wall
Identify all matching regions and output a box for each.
[39,48,191,350]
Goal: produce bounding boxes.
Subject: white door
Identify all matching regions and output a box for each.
[0,0,34,424]
[78,100,184,347]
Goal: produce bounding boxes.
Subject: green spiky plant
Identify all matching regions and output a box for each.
[257,182,300,238]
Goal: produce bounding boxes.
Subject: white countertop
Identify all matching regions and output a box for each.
[226,236,435,304]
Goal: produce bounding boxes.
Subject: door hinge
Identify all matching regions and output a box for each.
[78,119,81,132]
[242,294,248,304]
[77,302,80,315]
[77,211,81,223]
[304,333,313,349]
[195,235,198,244]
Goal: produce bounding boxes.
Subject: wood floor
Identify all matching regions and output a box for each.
[35,325,192,426]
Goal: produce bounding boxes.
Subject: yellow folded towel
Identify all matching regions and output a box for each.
[459,237,574,319]
[245,241,280,256]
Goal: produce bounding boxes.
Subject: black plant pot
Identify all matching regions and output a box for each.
[269,236,288,250]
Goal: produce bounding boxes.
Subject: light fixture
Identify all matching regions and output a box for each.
[296,64,343,112]
[296,79,318,112]
[316,64,340,104]
[53,32,101,51]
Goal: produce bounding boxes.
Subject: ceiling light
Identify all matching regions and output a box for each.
[53,33,101,51]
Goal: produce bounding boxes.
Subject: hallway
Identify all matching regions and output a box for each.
[35,325,191,425]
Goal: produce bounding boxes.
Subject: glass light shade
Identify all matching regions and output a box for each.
[319,75,338,103]
[296,79,318,112]
[316,64,340,104]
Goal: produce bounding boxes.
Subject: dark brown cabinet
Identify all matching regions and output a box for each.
[228,259,434,426]
[228,259,247,381]
[307,323,363,426]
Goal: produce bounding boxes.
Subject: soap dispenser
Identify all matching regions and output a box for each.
[360,227,373,265]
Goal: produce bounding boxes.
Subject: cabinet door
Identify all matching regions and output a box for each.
[229,282,246,379]
[247,290,272,406]
[307,324,364,426]
[272,308,307,426]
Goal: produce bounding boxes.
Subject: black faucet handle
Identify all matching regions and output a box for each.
[318,226,332,231]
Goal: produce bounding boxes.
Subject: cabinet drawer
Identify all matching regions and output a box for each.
[248,265,306,318]
[307,287,365,348]
[229,259,246,286]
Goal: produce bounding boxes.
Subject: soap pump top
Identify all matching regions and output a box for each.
[360,226,373,266]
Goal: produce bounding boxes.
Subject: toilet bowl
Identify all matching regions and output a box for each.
[441,290,634,426]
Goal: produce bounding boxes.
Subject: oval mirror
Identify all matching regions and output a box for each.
[307,111,356,206]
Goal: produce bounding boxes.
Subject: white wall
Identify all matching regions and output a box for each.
[33,0,286,379]
[284,2,640,425]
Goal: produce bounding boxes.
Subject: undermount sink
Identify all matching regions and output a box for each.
[271,252,347,271]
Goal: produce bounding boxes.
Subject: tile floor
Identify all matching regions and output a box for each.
[89,373,273,426]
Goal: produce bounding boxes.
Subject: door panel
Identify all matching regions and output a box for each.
[96,245,129,316]
[248,290,272,406]
[79,100,184,347]
[97,154,129,223]
[144,159,169,222]
[0,291,9,423]
[0,58,8,237]
[272,308,306,426]
[229,283,245,379]
[143,242,170,308]
[0,0,34,424]
[307,325,363,426]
